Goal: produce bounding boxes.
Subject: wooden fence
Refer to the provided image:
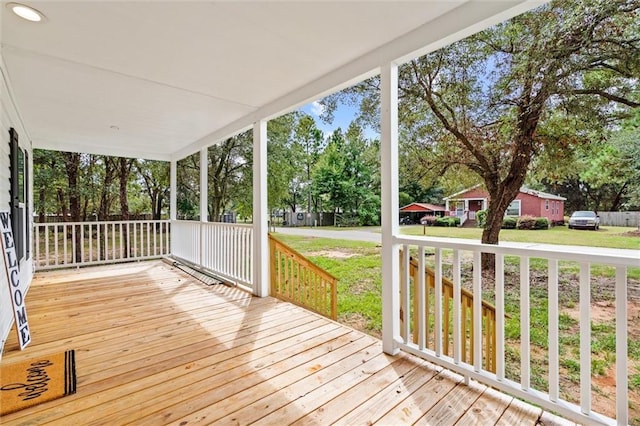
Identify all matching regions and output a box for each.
[269,234,338,320]
[401,252,498,373]
[597,211,640,227]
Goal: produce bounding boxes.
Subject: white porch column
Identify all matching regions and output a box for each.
[170,160,177,221]
[253,120,269,297]
[200,148,208,222]
[381,61,400,355]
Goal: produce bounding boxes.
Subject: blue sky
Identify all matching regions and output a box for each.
[299,100,378,140]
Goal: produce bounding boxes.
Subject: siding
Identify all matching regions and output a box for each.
[0,58,33,357]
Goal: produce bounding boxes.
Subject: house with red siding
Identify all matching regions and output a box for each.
[444,185,566,224]
[399,202,445,223]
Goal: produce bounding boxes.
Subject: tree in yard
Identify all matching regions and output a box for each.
[313,122,381,225]
[322,0,639,266]
[267,113,299,218]
[535,110,640,212]
[294,114,324,219]
[207,132,252,222]
[176,153,200,220]
[136,159,169,220]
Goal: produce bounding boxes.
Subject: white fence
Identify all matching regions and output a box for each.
[394,235,639,425]
[171,220,253,290]
[34,220,170,270]
[598,211,640,228]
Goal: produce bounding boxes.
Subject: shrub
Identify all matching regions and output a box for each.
[434,217,460,227]
[476,210,487,228]
[517,215,537,230]
[534,217,550,230]
[502,217,517,229]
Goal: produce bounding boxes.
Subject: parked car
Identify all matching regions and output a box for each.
[399,217,415,225]
[568,211,600,230]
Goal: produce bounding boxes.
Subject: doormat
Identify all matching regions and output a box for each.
[1,349,76,415]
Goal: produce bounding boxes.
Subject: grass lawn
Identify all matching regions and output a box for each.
[401,224,640,250]
[274,226,640,422]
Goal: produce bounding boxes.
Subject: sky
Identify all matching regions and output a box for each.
[299,100,378,141]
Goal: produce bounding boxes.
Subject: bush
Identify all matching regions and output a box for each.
[476,210,487,228]
[502,217,517,229]
[434,217,460,227]
[517,215,537,230]
[534,217,550,230]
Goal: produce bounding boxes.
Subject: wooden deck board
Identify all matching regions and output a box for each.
[1,260,573,425]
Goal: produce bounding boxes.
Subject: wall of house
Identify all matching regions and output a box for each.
[516,194,564,223]
[0,52,34,356]
[516,193,540,217]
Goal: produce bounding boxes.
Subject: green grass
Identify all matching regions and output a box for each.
[274,234,384,337]
[401,224,640,250]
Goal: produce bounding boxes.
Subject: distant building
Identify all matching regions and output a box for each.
[444,185,566,223]
[399,202,446,224]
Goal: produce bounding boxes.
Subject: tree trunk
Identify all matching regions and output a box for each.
[118,157,131,257]
[57,188,68,222]
[38,188,46,223]
[63,152,82,263]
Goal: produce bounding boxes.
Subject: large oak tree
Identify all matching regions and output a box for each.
[324,0,638,266]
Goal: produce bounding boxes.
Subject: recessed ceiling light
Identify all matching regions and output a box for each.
[7,3,46,23]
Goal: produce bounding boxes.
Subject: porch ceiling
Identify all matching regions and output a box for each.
[1,1,541,161]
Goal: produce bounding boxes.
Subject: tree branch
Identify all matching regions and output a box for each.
[572,89,640,107]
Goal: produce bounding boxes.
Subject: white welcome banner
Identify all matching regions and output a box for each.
[0,210,30,349]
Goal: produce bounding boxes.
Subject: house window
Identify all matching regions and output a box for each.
[545,199,549,210]
[505,200,521,216]
[9,128,29,262]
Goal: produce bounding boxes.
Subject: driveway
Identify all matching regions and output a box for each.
[272,226,382,244]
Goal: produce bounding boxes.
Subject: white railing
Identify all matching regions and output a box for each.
[34,220,171,270]
[171,220,253,290]
[394,235,639,426]
[459,211,469,226]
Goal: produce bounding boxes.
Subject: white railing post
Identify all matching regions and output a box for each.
[548,259,559,402]
[381,61,400,355]
[434,247,442,357]
[452,249,462,365]
[580,262,591,415]
[616,266,628,425]
[253,120,268,296]
[495,253,505,381]
[473,251,482,372]
[520,256,530,390]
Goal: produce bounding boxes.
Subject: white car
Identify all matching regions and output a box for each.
[568,211,600,230]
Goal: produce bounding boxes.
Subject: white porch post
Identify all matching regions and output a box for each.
[253,120,269,297]
[199,148,208,222]
[381,61,400,355]
[170,160,177,221]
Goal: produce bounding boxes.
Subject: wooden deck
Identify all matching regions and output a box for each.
[1,261,573,425]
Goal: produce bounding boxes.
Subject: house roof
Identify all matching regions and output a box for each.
[400,202,446,212]
[0,1,543,161]
[442,184,483,200]
[444,185,566,201]
[520,187,567,201]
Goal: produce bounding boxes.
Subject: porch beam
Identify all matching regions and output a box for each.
[381,61,400,355]
[170,159,177,221]
[252,120,269,297]
[200,148,208,222]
